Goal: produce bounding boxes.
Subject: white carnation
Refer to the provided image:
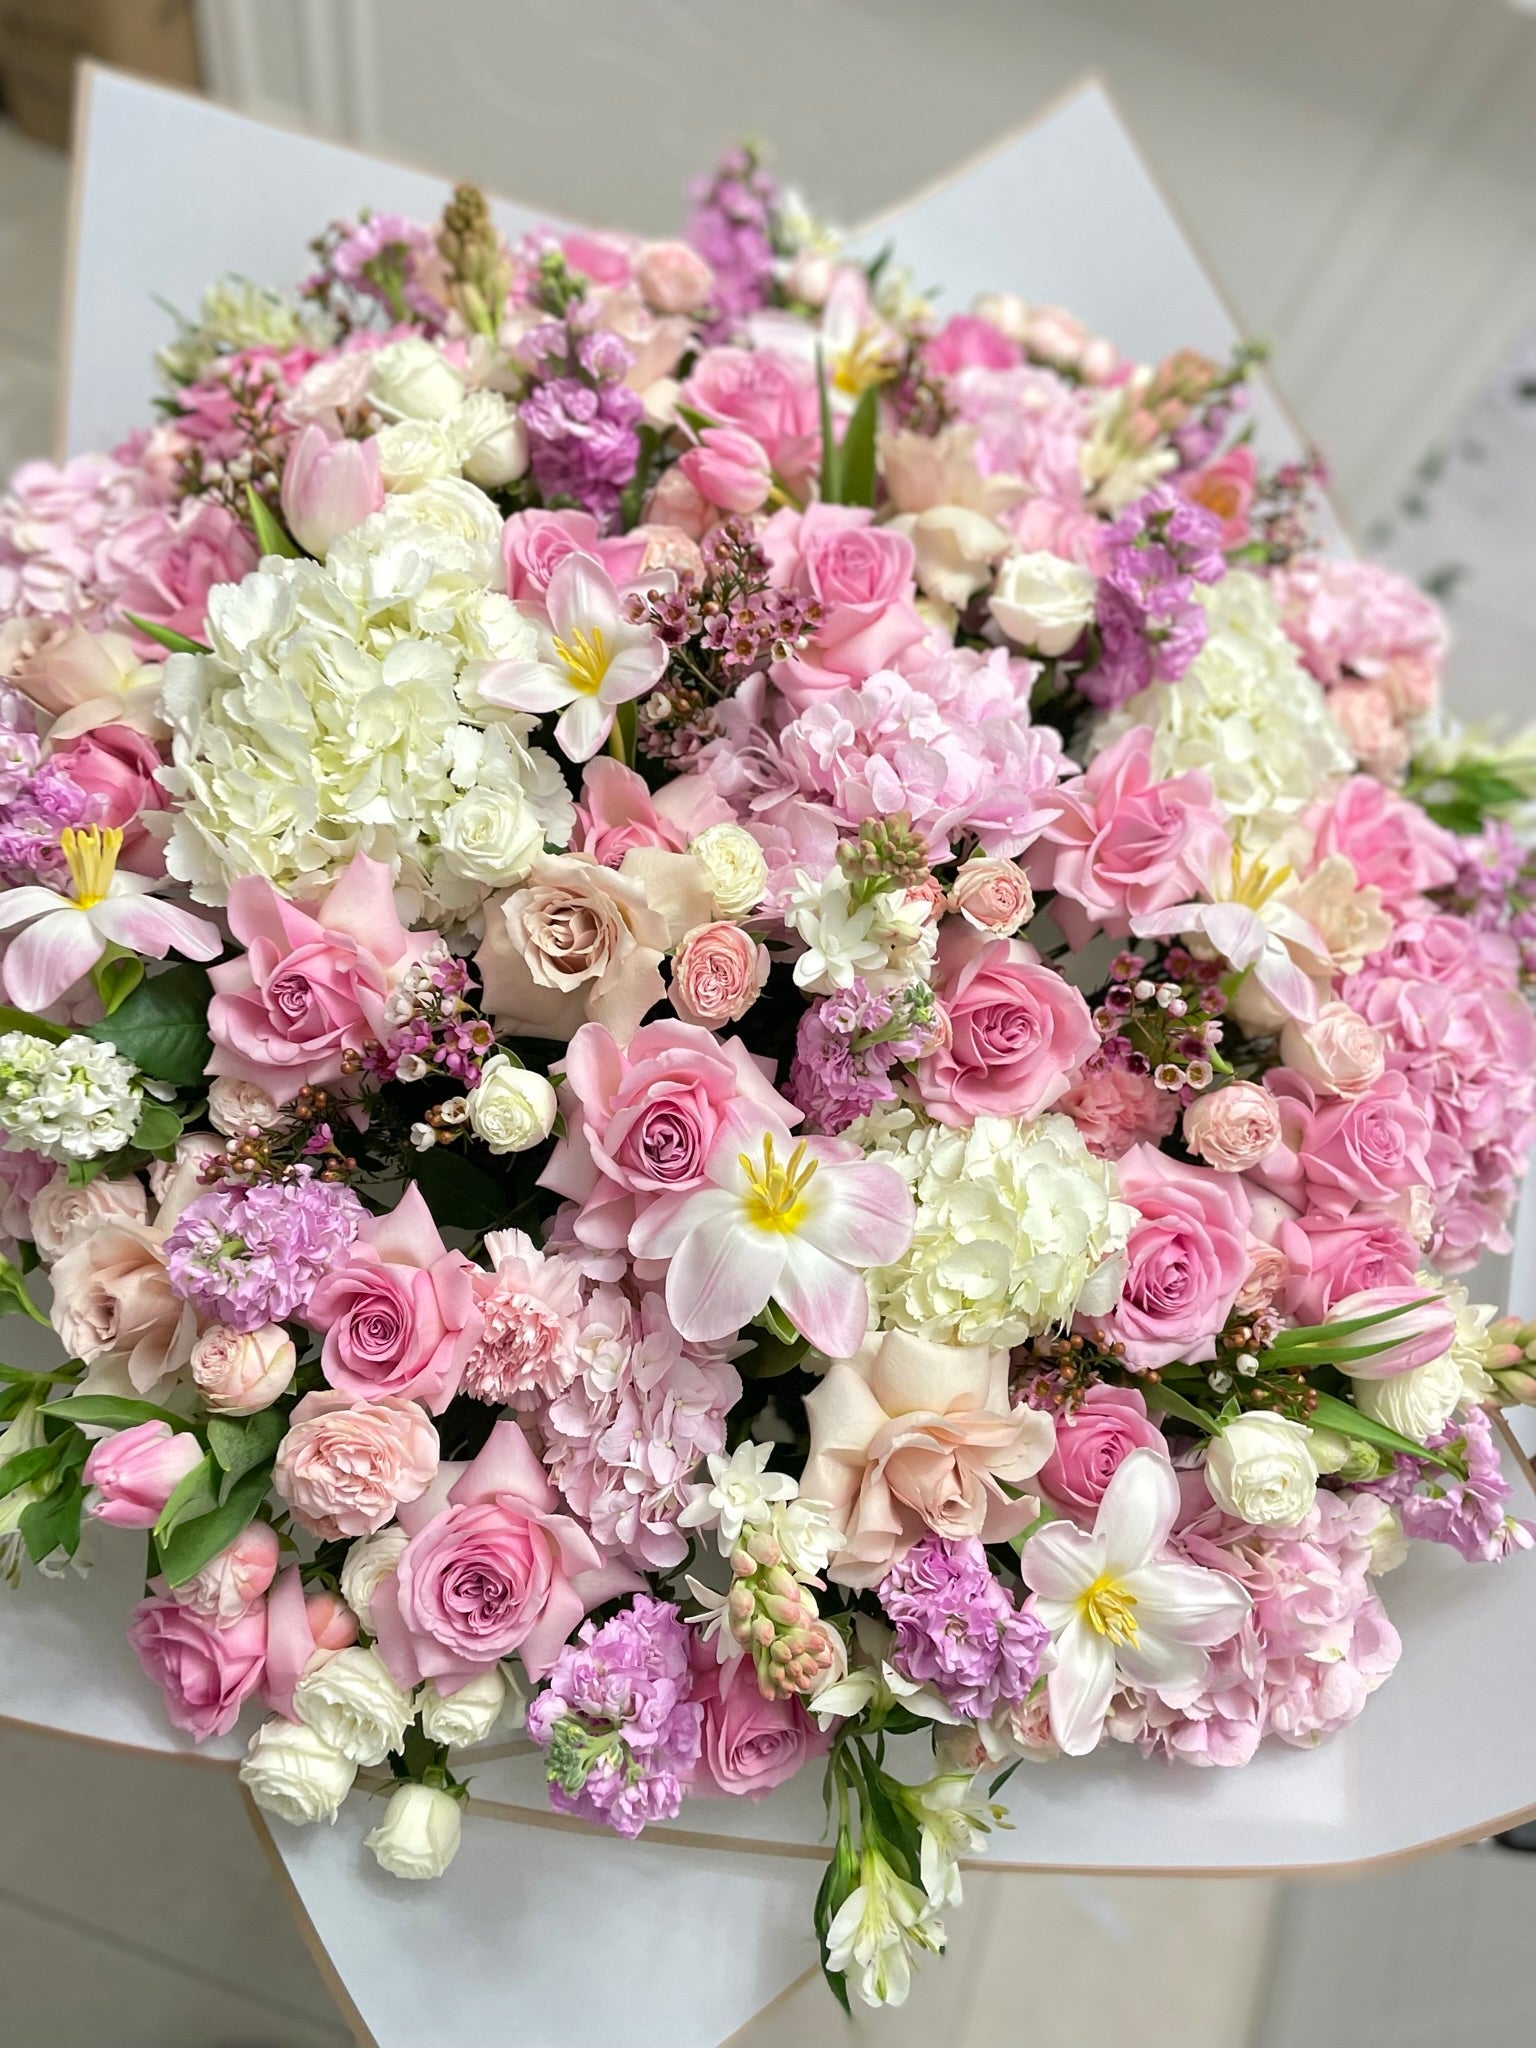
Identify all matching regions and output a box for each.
[859,1109,1132,1346]
[0,1032,140,1163]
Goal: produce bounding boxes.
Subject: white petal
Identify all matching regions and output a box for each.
[1095,1448,1179,1575]
[1046,1619,1116,1757]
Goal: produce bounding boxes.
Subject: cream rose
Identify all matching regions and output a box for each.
[474,851,671,1042]
[464,1054,558,1155]
[419,1668,512,1748]
[369,338,465,422]
[365,1782,463,1880]
[437,786,544,888]
[1279,1001,1385,1099]
[1182,1082,1282,1173]
[949,858,1034,936]
[293,1645,416,1767]
[376,418,456,491]
[988,551,1098,656]
[450,390,529,488]
[239,1717,357,1826]
[207,1076,283,1138]
[892,506,1011,608]
[49,1220,197,1396]
[1203,1414,1319,1526]
[689,821,768,920]
[190,1323,296,1415]
[28,1171,147,1262]
[338,1526,410,1635]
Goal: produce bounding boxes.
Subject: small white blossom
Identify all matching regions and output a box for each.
[676,1440,796,1551]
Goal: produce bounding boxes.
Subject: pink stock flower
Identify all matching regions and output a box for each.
[1306,776,1460,913]
[207,852,438,1102]
[1028,726,1231,947]
[760,504,927,710]
[679,346,821,497]
[915,924,1096,1127]
[629,1106,912,1357]
[279,423,384,557]
[540,1017,797,1254]
[1036,1384,1170,1527]
[305,1185,483,1413]
[1088,1144,1252,1370]
[689,1642,828,1797]
[261,1564,358,1720]
[371,1419,641,1688]
[274,1389,441,1539]
[83,1420,204,1530]
[127,1589,269,1741]
[678,426,773,515]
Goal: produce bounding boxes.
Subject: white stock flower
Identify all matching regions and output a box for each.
[773,1494,842,1578]
[239,1717,358,1826]
[787,868,936,995]
[419,1667,514,1748]
[1203,1414,1319,1527]
[292,1645,415,1767]
[0,1032,139,1163]
[369,337,465,421]
[464,1054,557,1154]
[676,1440,796,1551]
[859,1109,1131,1346]
[339,1526,410,1635]
[689,822,768,919]
[988,550,1098,655]
[365,1781,463,1880]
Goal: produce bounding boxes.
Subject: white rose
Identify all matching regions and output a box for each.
[689,822,767,920]
[207,1076,283,1138]
[376,418,457,492]
[339,1526,410,1634]
[239,1717,357,1826]
[419,1667,512,1748]
[293,1645,415,1767]
[450,391,529,488]
[988,550,1098,656]
[438,786,544,887]
[1203,1414,1319,1527]
[369,338,465,422]
[465,1053,557,1155]
[892,506,1010,608]
[364,1781,463,1881]
[1354,1351,1463,1443]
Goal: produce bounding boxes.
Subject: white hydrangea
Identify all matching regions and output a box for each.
[787,868,937,995]
[160,483,572,922]
[0,1032,140,1164]
[1094,571,1351,845]
[856,1108,1132,1347]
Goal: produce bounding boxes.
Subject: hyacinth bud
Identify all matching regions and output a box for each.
[1489,1318,1536,1404]
[436,181,512,339]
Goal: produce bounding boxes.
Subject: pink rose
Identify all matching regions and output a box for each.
[1180,445,1255,548]
[261,1564,359,1719]
[171,1521,281,1627]
[571,756,726,868]
[761,504,927,709]
[925,313,1022,376]
[1324,1285,1457,1378]
[127,1589,267,1740]
[540,1017,795,1251]
[372,1421,640,1687]
[49,1219,197,1395]
[274,1389,441,1540]
[1182,1082,1282,1172]
[306,1185,482,1412]
[1306,776,1459,913]
[83,1420,204,1529]
[1276,1213,1419,1323]
[1250,1070,1434,1220]
[678,426,773,515]
[915,924,1096,1126]
[1027,727,1231,947]
[949,857,1034,935]
[641,465,713,540]
[189,1323,296,1414]
[1057,1062,1178,1159]
[1089,1145,1252,1370]
[690,1645,827,1798]
[635,239,715,314]
[208,853,438,1102]
[279,423,384,557]
[47,721,169,871]
[501,507,647,604]
[1037,1385,1169,1526]
[1277,1001,1385,1099]
[669,921,769,1027]
[679,347,820,496]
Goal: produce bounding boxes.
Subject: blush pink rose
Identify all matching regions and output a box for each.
[371,1421,640,1688]
[1057,1062,1179,1159]
[274,1389,441,1540]
[925,313,1023,375]
[501,507,647,603]
[49,1219,198,1395]
[1306,776,1459,912]
[1027,726,1231,947]
[1182,1082,1282,1172]
[208,853,438,1102]
[635,240,715,314]
[1089,1144,1252,1370]
[540,1017,795,1251]
[1275,1212,1419,1323]
[107,498,257,646]
[261,1564,359,1720]
[127,1589,267,1741]
[916,924,1096,1126]
[679,346,821,496]
[83,1419,204,1529]
[689,1643,828,1798]
[1278,1001,1385,1099]
[678,426,773,515]
[761,504,927,710]
[669,921,769,1027]
[171,1521,281,1627]
[1249,1070,1435,1220]
[1037,1385,1169,1526]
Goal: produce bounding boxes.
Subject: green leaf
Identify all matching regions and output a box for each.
[207,1407,285,1488]
[409,1145,510,1232]
[85,962,214,1086]
[157,1468,273,1587]
[19,1479,83,1563]
[0,1443,60,1496]
[0,1253,50,1327]
[1307,1389,1455,1472]
[738,1326,809,1379]
[1142,1382,1218,1436]
[815,345,838,503]
[130,1099,184,1158]
[246,483,302,558]
[0,1004,69,1045]
[43,1394,196,1433]
[833,385,880,507]
[755,1298,802,1348]
[153,1455,220,1546]
[91,949,145,1017]
[123,612,211,656]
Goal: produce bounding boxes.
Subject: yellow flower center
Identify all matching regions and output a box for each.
[1227,846,1292,914]
[833,330,896,399]
[552,625,609,696]
[60,824,123,909]
[738,1133,817,1235]
[1077,1573,1139,1647]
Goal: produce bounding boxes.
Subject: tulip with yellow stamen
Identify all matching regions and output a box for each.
[0,822,222,1013]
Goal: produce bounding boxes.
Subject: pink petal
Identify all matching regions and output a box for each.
[91,896,222,963]
[665,1211,782,1343]
[1046,1618,1116,1757]
[1020,1520,1099,1604]
[1252,947,1320,1023]
[555,694,612,763]
[628,1187,736,1262]
[2,909,103,1010]
[774,1236,873,1358]
[476,659,572,714]
[1118,1561,1251,1648]
[0,886,70,932]
[545,551,620,639]
[799,1160,914,1268]
[597,640,667,704]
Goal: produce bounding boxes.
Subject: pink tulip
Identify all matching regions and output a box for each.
[678,427,773,515]
[279,423,384,558]
[84,1420,204,1529]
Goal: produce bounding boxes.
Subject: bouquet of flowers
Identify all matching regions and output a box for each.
[3,148,1536,2011]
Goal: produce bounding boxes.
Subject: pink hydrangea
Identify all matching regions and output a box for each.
[1271,556,1446,718]
[946,362,1095,510]
[0,453,163,630]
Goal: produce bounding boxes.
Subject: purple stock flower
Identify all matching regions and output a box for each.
[520,374,643,527]
[526,1596,703,1837]
[684,148,780,338]
[880,1534,1049,1720]
[1081,484,1226,710]
[787,978,933,1135]
[164,1171,366,1331]
[1366,1405,1536,1564]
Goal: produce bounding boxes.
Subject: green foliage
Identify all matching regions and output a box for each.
[122,613,210,656]
[0,1253,50,1327]
[85,963,214,1086]
[246,483,302,558]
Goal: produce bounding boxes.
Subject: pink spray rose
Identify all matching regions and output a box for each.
[274,1389,441,1540]
[678,426,773,515]
[371,1420,640,1688]
[279,422,384,557]
[679,346,821,497]
[1249,1070,1435,1221]
[760,503,928,709]
[689,1643,827,1798]
[1180,445,1256,548]
[1027,727,1231,948]
[189,1323,296,1414]
[305,1185,482,1413]
[635,239,715,314]
[948,857,1035,936]
[171,1521,281,1627]
[1182,1082,1282,1173]
[1036,1385,1170,1526]
[261,1564,359,1720]
[1089,1145,1252,1370]
[208,853,439,1102]
[1275,1213,1420,1324]
[1305,776,1459,913]
[915,924,1096,1126]
[669,921,769,1027]
[127,1589,268,1741]
[83,1420,204,1529]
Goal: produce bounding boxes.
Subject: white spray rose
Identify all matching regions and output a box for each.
[376,418,457,491]
[240,1717,357,1826]
[465,1054,558,1154]
[369,338,465,421]
[365,1781,463,1880]
[451,391,529,488]
[293,1645,416,1767]
[419,1667,512,1748]
[1203,1414,1319,1526]
[689,821,768,920]
[1354,1351,1463,1443]
[988,550,1098,656]
[437,786,544,888]
[339,1526,410,1635]
[207,1075,283,1137]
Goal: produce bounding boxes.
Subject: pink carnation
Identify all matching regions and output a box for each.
[1057,1061,1179,1159]
[462,1229,587,1407]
